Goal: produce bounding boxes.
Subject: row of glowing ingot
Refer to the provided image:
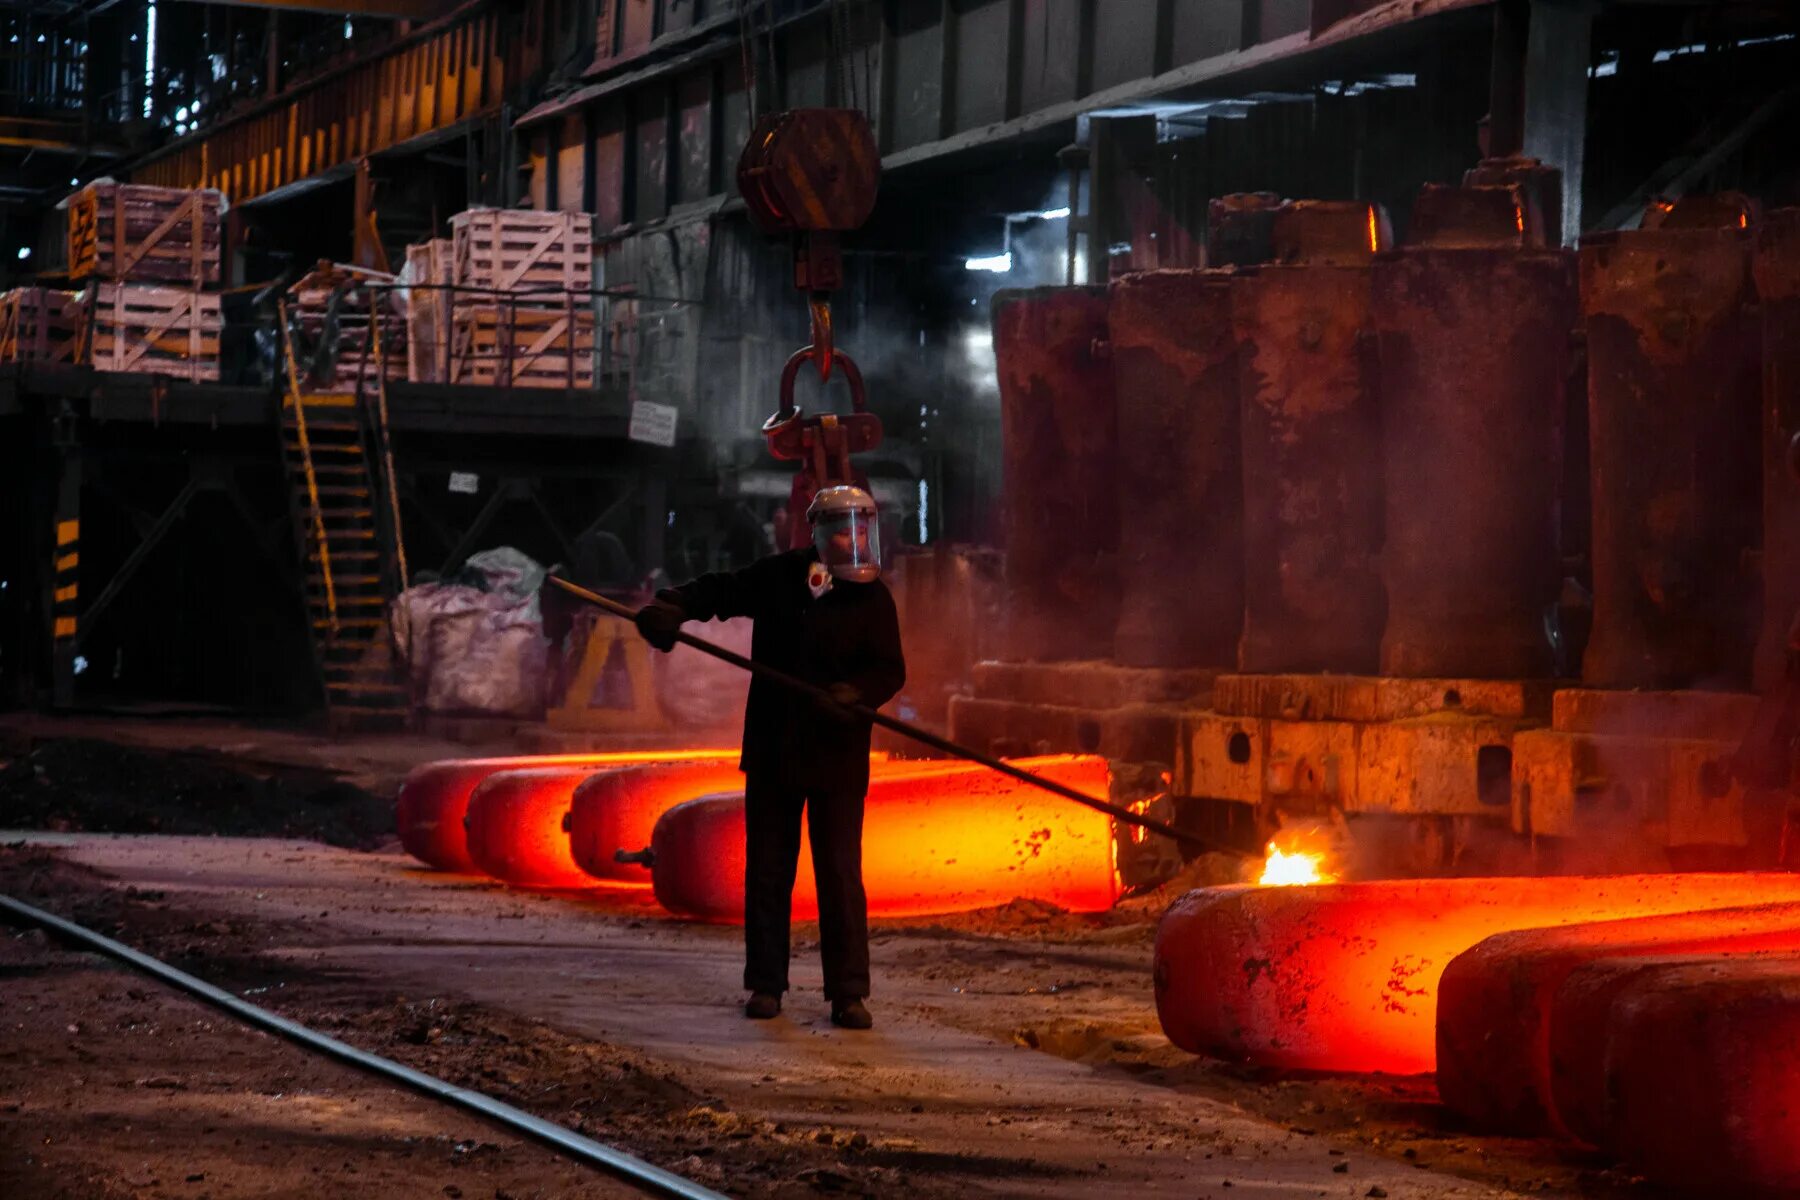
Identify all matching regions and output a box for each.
[1155,838,1800,1194]
[395,750,1121,921]
[400,756,1800,1191]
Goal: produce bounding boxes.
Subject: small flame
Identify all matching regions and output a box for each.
[1256,826,1341,887]
[1514,203,1526,235]
[1366,205,1379,253]
[1740,213,1750,229]
[1125,794,1156,844]
[1259,846,1331,886]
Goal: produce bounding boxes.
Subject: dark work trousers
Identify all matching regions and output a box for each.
[742,772,871,1000]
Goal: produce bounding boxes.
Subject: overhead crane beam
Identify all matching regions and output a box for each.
[128,0,550,204]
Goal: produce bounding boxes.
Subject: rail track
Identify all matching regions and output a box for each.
[0,891,728,1200]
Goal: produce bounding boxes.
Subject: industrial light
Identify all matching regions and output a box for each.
[143,2,157,119]
[15,247,29,261]
[964,252,1012,273]
[1037,207,1071,220]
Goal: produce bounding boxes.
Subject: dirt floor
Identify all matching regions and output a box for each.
[0,721,1668,1199]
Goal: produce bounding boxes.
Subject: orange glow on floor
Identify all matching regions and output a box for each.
[1154,874,1800,1074]
[1437,902,1800,1133]
[649,756,1116,922]
[396,750,736,872]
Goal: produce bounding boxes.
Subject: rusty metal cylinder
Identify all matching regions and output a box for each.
[1232,263,1385,673]
[992,286,1118,662]
[1754,209,1800,693]
[1581,223,1761,689]
[1108,270,1243,667]
[1372,247,1574,677]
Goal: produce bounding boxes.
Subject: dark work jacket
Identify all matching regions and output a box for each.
[660,548,906,792]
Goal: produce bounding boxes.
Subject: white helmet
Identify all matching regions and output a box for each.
[807,485,881,582]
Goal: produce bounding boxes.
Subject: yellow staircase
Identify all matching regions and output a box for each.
[280,306,410,729]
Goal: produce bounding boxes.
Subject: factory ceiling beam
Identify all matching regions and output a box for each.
[162,0,461,20]
[126,0,550,204]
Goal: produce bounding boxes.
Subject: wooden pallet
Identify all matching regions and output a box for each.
[66,182,223,288]
[451,208,593,294]
[79,284,222,381]
[449,304,596,389]
[404,239,452,383]
[0,287,81,364]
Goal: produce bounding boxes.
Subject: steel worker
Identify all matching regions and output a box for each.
[635,485,905,1030]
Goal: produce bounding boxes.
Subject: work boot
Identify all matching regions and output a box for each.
[744,992,781,1020]
[830,998,873,1030]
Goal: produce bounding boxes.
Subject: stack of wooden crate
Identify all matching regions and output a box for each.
[403,239,452,384]
[286,260,407,392]
[66,182,224,381]
[0,287,82,365]
[431,208,596,389]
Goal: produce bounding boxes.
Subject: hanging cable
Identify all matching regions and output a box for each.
[737,0,758,124]
[827,0,847,110]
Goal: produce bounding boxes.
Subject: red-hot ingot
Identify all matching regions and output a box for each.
[1232,264,1383,673]
[1108,270,1243,668]
[1754,209,1800,692]
[395,751,736,872]
[649,756,1116,922]
[568,754,914,885]
[466,766,620,888]
[1581,222,1760,688]
[1153,874,1800,1074]
[1436,902,1800,1132]
[1604,957,1800,1192]
[1372,244,1574,678]
[569,761,753,885]
[992,287,1118,662]
[1547,951,1795,1147]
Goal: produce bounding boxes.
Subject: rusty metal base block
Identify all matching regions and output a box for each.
[1176,674,1552,820]
[1511,689,1763,865]
[944,660,1219,764]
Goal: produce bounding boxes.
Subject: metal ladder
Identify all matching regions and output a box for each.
[278,301,409,730]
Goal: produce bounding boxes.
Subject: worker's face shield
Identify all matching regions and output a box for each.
[813,507,881,582]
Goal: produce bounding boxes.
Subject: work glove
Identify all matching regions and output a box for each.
[822,682,864,724]
[634,598,686,652]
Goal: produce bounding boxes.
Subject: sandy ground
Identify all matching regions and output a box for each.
[0,832,1656,1200]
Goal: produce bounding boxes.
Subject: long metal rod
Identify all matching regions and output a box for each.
[277,298,337,634]
[369,293,410,590]
[0,891,727,1200]
[545,575,1241,855]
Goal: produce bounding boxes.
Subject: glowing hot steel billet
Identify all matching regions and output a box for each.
[1436,902,1800,1133]
[1602,958,1800,1193]
[649,756,1116,921]
[1546,951,1800,1148]
[1153,874,1800,1075]
[569,761,753,885]
[542,575,1236,855]
[466,766,636,889]
[397,751,736,872]
[569,755,962,886]
[465,754,907,889]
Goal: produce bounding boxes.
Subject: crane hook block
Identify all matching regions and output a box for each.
[737,109,881,235]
